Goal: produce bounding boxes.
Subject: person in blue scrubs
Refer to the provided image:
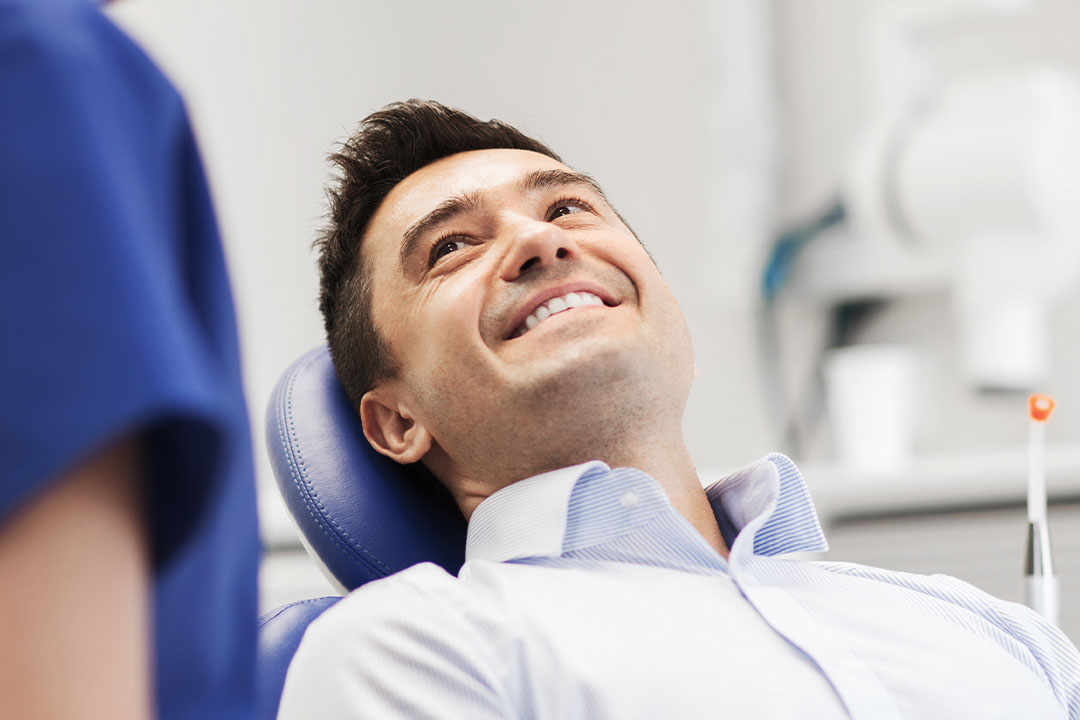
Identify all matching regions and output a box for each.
[0,1,258,718]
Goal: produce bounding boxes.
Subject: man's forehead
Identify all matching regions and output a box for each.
[375,148,573,231]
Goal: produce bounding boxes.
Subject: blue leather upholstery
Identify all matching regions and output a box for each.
[256,596,341,720]
[265,345,467,591]
[257,346,468,720]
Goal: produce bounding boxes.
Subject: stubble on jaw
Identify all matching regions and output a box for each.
[410,335,689,491]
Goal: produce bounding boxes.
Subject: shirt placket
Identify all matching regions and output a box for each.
[728,554,904,720]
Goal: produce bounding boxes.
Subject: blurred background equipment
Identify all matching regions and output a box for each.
[764,0,1080,449]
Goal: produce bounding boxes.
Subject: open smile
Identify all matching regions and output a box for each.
[503,281,622,341]
[508,290,607,339]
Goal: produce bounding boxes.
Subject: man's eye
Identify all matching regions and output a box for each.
[429,238,468,267]
[548,198,591,220]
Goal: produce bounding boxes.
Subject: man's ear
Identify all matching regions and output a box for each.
[359,388,433,464]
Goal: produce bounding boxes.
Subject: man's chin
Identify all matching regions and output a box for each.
[506,336,651,404]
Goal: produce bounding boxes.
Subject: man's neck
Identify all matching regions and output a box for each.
[442,428,729,560]
[612,434,729,560]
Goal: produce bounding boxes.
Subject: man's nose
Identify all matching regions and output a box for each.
[498,219,579,282]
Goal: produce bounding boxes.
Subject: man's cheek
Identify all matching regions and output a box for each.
[417,323,468,374]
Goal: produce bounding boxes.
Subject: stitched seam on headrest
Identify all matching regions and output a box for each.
[279,349,393,578]
[277,352,390,578]
[274,359,360,572]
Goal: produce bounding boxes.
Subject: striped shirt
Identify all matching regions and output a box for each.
[279,454,1080,719]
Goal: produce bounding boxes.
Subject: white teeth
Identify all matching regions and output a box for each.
[514,290,608,338]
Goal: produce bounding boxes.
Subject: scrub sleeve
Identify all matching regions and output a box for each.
[0,1,259,718]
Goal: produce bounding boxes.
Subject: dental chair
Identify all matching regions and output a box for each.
[256,346,467,720]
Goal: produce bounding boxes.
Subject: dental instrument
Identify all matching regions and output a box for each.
[1024,393,1058,625]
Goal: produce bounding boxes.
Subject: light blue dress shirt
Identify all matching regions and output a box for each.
[279,454,1080,719]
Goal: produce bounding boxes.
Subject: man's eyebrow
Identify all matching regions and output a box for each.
[398,170,609,270]
[518,168,609,201]
[399,191,482,269]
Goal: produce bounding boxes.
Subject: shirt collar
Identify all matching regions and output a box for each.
[465,461,610,563]
[704,452,829,558]
[464,453,828,564]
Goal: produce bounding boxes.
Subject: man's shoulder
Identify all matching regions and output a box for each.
[806,558,1056,651]
[809,559,985,599]
[305,563,464,636]
[344,561,459,600]
[280,564,518,718]
[359,561,458,594]
[287,561,513,687]
[811,558,978,590]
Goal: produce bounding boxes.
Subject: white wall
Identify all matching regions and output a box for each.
[107,1,781,556]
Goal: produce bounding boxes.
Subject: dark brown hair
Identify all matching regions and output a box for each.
[316,100,562,411]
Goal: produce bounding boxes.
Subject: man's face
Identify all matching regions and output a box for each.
[363,148,694,478]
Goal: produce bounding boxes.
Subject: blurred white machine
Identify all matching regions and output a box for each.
[840,0,1080,392]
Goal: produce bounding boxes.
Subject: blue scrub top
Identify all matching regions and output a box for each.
[0,1,258,718]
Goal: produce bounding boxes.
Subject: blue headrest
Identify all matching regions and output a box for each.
[265,346,467,591]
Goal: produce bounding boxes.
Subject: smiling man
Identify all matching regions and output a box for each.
[350,144,721,551]
[277,101,1080,719]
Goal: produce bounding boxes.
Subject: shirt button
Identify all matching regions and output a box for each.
[620,488,640,507]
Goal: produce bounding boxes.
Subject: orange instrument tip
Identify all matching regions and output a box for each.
[1029,394,1056,422]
